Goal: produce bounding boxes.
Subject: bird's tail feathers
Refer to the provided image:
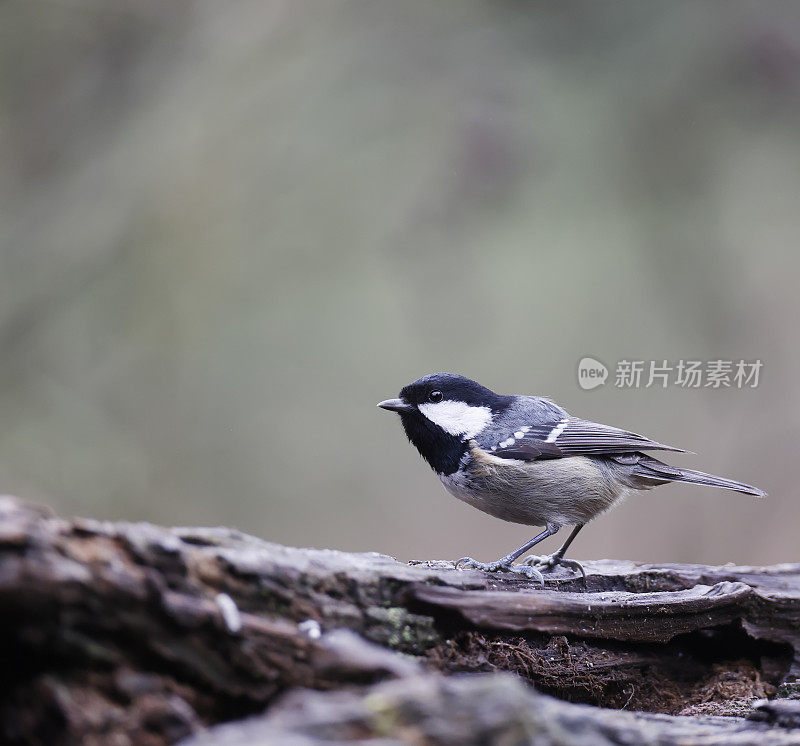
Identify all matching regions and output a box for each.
[633,455,766,497]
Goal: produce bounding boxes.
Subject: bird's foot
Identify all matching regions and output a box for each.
[454,556,544,585]
[521,553,587,583]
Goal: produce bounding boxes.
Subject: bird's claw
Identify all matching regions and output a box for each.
[521,553,587,583]
[455,556,544,585]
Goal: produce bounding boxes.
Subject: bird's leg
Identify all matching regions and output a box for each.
[455,526,558,584]
[522,524,586,582]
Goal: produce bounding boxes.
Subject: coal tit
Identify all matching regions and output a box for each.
[378,372,765,583]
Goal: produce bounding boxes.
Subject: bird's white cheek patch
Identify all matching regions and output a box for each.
[418,401,492,439]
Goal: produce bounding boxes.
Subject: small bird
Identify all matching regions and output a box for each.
[378,373,765,584]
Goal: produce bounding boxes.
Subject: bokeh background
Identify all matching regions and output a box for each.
[2,1,798,566]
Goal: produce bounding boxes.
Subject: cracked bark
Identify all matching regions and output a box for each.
[0,496,799,745]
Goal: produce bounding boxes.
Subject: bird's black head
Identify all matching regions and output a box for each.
[377,373,511,475]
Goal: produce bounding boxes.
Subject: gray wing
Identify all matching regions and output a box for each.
[492,416,687,461]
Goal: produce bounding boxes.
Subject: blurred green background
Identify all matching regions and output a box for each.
[1,1,798,566]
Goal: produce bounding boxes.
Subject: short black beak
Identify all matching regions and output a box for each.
[377,398,414,413]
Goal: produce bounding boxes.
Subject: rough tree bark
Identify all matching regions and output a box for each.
[0,496,799,745]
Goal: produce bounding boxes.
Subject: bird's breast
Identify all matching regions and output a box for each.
[438,443,625,527]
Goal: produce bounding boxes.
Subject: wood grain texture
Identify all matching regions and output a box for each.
[0,496,798,745]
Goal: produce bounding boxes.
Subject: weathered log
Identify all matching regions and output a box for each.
[181,674,800,746]
[0,496,798,745]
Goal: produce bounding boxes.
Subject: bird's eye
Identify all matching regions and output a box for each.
[428,390,443,403]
